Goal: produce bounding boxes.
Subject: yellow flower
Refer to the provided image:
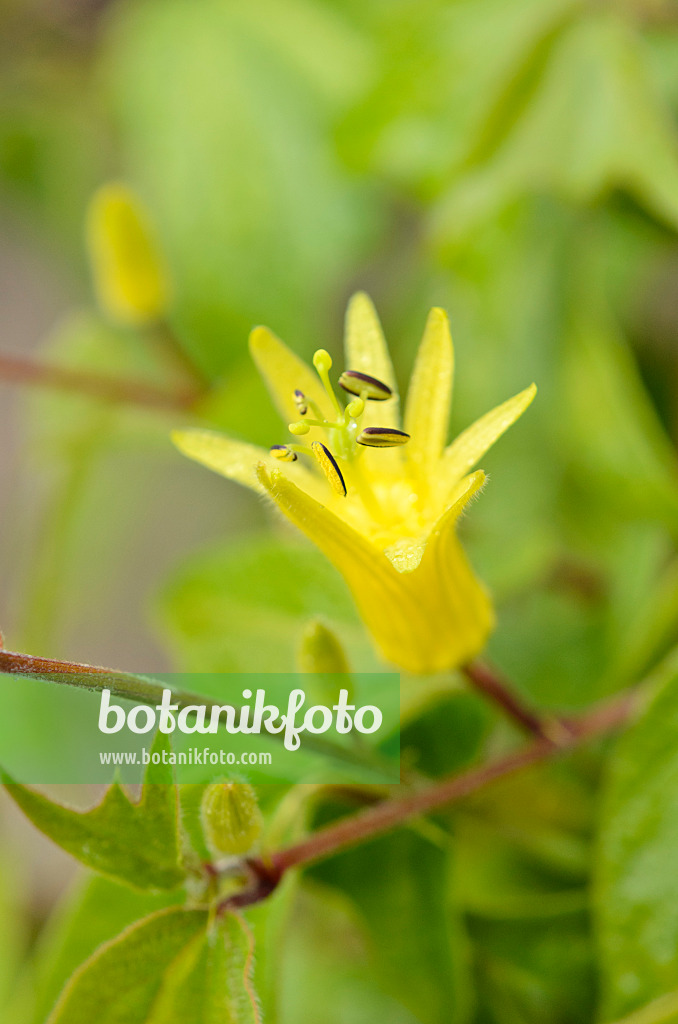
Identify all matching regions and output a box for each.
[86,183,170,326]
[173,294,535,674]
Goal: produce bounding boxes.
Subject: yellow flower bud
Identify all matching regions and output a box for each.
[200,781,263,857]
[86,183,170,326]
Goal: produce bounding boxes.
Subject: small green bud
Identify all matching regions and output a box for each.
[298,619,350,675]
[201,780,263,857]
[297,619,354,704]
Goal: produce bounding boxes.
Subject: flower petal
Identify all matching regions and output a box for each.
[384,470,487,573]
[439,384,537,493]
[257,465,492,673]
[249,326,333,425]
[172,429,325,500]
[344,292,400,429]
[257,465,442,666]
[344,292,402,477]
[411,471,494,670]
[404,307,454,478]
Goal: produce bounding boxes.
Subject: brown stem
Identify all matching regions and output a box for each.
[462,660,561,740]
[150,321,210,390]
[0,648,388,775]
[218,687,641,912]
[0,352,199,410]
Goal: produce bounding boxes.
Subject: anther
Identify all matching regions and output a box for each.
[293,389,307,415]
[311,441,347,496]
[357,427,410,447]
[270,444,298,461]
[339,370,392,401]
[289,421,310,435]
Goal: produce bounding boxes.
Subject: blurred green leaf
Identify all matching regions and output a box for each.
[0,851,27,1016]
[433,11,678,246]
[45,907,208,1024]
[276,880,420,1024]
[29,874,182,1024]
[15,311,180,653]
[312,830,471,1024]
[105,0,377,377]
[456,768,593,920]
[468,910,595,1024]
[142,913,260,1024]
[562,313,678,527]
[603,524,678,690]
[247,873,299,1021]
[2,732,185,891]
[156,535,378,672]
[596,650,678,1020]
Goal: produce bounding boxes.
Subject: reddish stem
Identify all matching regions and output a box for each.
[0,352,198,410]
[218,687,639,911]
[462,660,556,739]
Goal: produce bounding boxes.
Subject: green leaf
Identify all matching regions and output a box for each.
[106,0,374,378]
[562,315,678,528]
[147,913,260,1024]
[45,907,208,1024]
[433,12,678,244]
[16,311,179,654]
[0,852,27,1015]
[29,874,183,1024]
[311,829,471,1024]
[276,881,420,1024]
[156,535,378,672]
[2,732,185,891]
[468,910,595,1024]
[596,651,678,1020]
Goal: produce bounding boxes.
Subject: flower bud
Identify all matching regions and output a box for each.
[297,619,354,703]
[298,619,350,675]
[201,781,263,857]
[86,183,170,326]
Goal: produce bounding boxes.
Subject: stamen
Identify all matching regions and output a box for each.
[357,427,410,448]
[270,444,298,462]
[289,421,310,435]
[311,441,347,497]
[293,389,307,415]
[339,370,392,401]
[346,397,364,418]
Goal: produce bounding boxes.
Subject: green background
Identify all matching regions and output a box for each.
[1,1,678,1022]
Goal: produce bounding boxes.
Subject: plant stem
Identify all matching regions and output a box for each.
[150,321,211,390]
[462,660,563,741]
[220,687,641,910]
[0,352,198,410]
[0,649,391,777]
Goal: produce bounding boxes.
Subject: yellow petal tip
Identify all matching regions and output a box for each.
[248,325,273,354]
[171,428,196,454]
